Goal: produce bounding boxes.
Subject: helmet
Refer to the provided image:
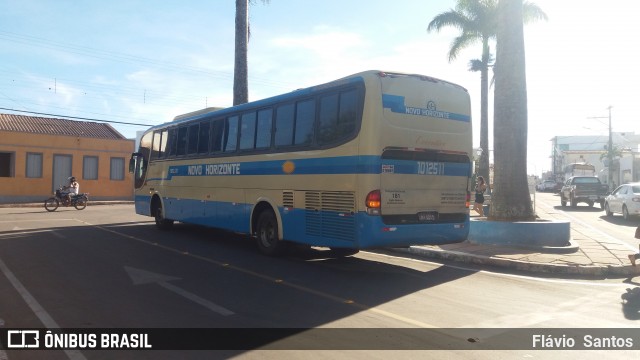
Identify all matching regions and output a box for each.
[69,176,76,182]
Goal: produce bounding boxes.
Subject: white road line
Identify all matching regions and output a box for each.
[0,256,86,360]
[0,229,62,238]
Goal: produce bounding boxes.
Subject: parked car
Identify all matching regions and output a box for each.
[604,182,640,220]
[538,180,558,192]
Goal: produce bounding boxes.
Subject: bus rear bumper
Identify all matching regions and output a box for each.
[356,213,470,248]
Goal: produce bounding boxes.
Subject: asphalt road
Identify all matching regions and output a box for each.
[0,204,638,359]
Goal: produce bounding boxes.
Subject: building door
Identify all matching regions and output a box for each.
[52,155,72,191]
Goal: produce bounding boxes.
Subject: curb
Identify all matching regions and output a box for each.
[0,201,134,208]
[391,246,640,278]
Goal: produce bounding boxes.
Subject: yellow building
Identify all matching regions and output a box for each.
[0,114,135,203]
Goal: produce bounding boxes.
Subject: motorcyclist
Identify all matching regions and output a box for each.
[62,176,80,203]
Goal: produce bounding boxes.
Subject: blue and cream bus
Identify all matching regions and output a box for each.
[130,71,473,255]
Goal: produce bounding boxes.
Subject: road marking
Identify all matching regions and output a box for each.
[124,266,234,316]
[83,220,438,328]
[51,230,66,239]
[0,218,76,223]
[0,256,87,360]
[0,319,5,360]
[0,229,67,239]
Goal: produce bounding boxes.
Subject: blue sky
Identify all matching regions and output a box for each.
[1,0,638,175]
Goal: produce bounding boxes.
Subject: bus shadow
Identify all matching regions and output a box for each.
[0,221,478,355]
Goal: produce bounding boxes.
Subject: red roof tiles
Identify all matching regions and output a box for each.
[0,113,127,140]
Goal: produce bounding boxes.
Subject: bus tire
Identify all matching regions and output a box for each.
[154,201,174,230]
[329,247,359,257]
[256,210,286,256]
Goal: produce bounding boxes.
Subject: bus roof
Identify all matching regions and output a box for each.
[148,70,468,132]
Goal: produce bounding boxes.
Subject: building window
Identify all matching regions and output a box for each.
[110,157,125,180]
[0,152,14,177]
[83,156,99,180]
[25,152,43,178]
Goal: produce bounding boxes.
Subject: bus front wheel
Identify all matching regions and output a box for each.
[256,210,286,256]
[154,202,174,230]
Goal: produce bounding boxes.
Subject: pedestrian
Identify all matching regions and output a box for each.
[628,226,640,266]
[473,176,487,217]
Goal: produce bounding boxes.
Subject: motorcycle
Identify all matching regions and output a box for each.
[44,187,90,212]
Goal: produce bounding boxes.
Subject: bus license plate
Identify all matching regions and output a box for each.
[418,212,438,222]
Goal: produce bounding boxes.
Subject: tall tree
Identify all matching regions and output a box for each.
[233,0,270,106]
[233,0,249,106]
[427,0,546,191]
[489,0,535,221]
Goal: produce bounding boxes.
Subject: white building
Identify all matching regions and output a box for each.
[550,132,640,186]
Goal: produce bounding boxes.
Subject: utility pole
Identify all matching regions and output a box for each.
[588,106,614,188]
[606,106,613,188]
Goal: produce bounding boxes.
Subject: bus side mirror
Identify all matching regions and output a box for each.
[129,156,137,173]
[129,157,136,174]
[129,152,143,173]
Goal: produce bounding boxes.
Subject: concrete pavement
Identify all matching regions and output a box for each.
[395,196,640,278]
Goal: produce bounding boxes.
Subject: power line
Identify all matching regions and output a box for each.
[0,107,154,127]
[0,30,297,89]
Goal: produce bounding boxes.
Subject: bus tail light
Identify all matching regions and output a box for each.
[466,190,471,209]
[366,190,381,215]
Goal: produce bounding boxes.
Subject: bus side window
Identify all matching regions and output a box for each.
[168,128,178,157]
[187,123,200,155]
[240,112,257,150]
[224,116,239,153]
[176,126,188,156]
[275,103,294,147]
[318,93,339,145]
[210,119,224,153]
[294,99,315,146]
[338,89,358,138]
[159,130,168,158]
[256,108,273,149]
[198,120,210,154]
[151,131,162,160]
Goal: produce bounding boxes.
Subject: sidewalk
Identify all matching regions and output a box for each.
[394,199,640,278]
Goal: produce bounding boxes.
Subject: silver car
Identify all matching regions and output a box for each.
[604,182,640,220]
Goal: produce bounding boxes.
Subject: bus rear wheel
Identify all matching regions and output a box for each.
[256,210,286,256]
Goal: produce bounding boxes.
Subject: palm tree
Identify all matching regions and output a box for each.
[490,0,535,221]
[233,0,270,106]
[427,0,546,192]
[233,0,249,106]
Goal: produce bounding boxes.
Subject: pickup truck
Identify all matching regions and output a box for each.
[560,176,609,209]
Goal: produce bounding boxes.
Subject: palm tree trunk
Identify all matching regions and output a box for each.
[479,38,490,191]
[233,0,249,105]
[489,0,535,221]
